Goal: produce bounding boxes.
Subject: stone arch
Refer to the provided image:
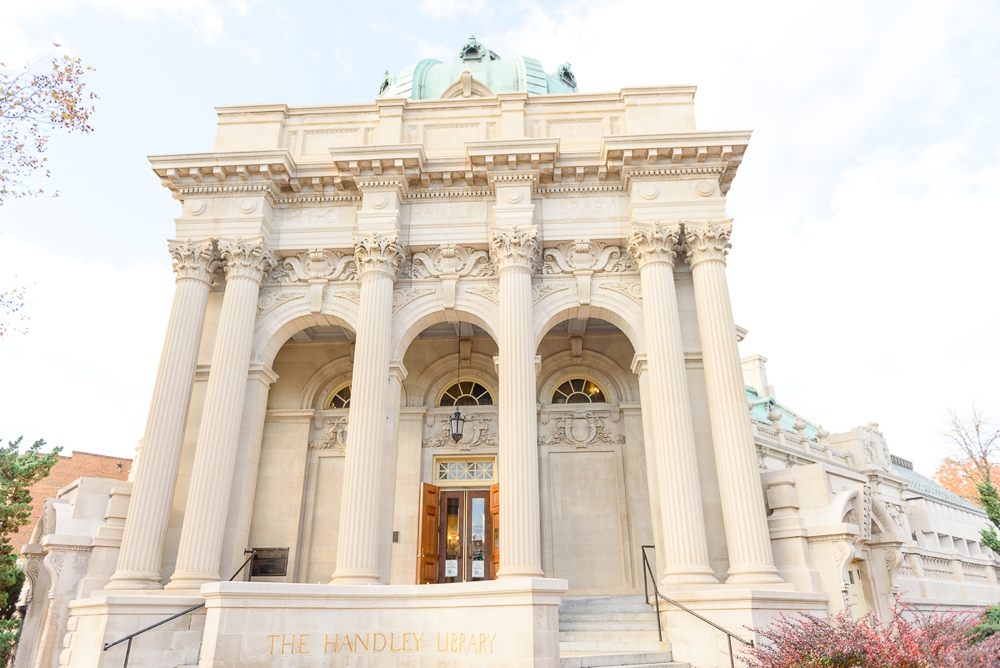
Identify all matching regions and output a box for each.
[532,286,645,354]
[251,291,359,368]
[537,350,638,404]
[297,356,354,410]
[390,287,499,361]
[407,352,499,409]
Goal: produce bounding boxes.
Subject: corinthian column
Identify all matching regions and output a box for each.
[166,238,275,590]
[490,224,545,578]
[107,239,217,590]
[628,223,718,586]
[331,231,403,584]
[684,220,782,584]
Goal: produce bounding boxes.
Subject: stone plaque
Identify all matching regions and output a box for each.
[251,547,290,577]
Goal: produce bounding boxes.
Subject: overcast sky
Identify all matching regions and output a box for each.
[0,0,997,476]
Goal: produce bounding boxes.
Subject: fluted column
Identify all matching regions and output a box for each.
[166,238,275,590]
[490,224,545,578]
[684,220,782,584]
[107,240,217,590]
[331,231,403,584]
[628,222,718,586]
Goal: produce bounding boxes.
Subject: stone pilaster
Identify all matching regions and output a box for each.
[490,223,545,578]
[166,238,275,590]
[107,239,217,590]
[330,231,404,584]
[628,222,717,585]
[684,220,782,584]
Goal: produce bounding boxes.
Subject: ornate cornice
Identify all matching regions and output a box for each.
[219,237,277,284]
[168,239,219,284]
[489,225,540,274]
[682,220,733,267]
[353,231,405,278]
[628,221,683,269]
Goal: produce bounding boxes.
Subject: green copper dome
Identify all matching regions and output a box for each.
[378,36,578,100]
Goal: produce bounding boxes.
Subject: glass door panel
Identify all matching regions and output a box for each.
[435,490,491,583]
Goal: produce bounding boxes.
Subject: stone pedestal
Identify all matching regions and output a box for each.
[108,240,216,590]
[197,578,567,668]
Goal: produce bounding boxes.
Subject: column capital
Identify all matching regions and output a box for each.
[489,224,540,274]
[354,230,404,278]
[219,237,276,284]
[168,238,219,284]
[627,221,683,269]
[682,219,733,267]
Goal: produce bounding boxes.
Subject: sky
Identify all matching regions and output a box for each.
[0,0,997,476]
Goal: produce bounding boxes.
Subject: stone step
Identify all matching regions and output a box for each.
[560,611,659,623]
[559,651,685,668]
[560,640,669,653]
[560,631,664,644]
[560,596,652,612]
[560,619,660,632]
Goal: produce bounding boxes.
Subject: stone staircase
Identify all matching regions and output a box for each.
[558,596,688,667]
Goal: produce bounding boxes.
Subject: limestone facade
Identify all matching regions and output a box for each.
[15,41,1000,668]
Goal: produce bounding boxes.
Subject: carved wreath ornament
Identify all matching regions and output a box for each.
[539,411,623,448]
[309,417,349,453]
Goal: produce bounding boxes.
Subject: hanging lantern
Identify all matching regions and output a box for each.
[449,408,466,443]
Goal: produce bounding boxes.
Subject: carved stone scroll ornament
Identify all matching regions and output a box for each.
[489,225,540,274]
[411,244,493,311]
[681,219,733,267]
[309,417,349,453]
[283,249,357,311]
[627,221,683,269]
[423,413,497,451]
[832,540,857,613]
[354,231,405,278]
[256,291,304,319]
[168,238,220,284]
[543,239,623,315]
[218,237,277,284]
[539,410,623,449]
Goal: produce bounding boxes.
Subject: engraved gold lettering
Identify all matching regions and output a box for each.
[267,634,279,655]
[281,635,294,654]
[478,633,486,653]
[355,634,369,651]
[459,633,467,653]
[438,633,447,652]
[488,633,496,654]
[450,632,459,652]
[390,632,402,652]
[324,634,336,654]
[341,634,354,653]
[298,634,309,654]
[414,632,424,651]
[466,633,477,653]
[373,633,386,652]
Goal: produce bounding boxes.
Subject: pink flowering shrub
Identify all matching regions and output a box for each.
[744,601,1000,668]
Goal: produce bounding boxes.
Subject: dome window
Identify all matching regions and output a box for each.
[440,381,494,407]
[327,384,352,409]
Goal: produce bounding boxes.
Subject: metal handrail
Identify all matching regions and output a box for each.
[102,550,257,667]
[641,545,752,668]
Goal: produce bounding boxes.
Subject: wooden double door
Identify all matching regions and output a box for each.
[417,483,499,584]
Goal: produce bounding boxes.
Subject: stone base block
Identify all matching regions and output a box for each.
[659,588,828,668]
[200,577,568,667]
[60,593,206,668]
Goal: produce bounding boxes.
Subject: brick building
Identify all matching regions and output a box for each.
[11,451,131,554]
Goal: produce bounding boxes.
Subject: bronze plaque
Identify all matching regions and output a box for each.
[250,547,289,577]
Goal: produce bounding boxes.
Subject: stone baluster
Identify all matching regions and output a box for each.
[684,220,782,584]
[628,222,718,585]
[490,223,545,578]
[330,231,404,584]
[107,239,217,590]
[166,238,275,590]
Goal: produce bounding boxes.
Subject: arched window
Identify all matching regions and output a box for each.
[327,384,351,409]
[439,381,494,406]
[551,378,607,404]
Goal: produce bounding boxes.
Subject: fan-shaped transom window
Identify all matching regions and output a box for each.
[439,381,494,407]
[552,378,607,404]
[327,384,351,409]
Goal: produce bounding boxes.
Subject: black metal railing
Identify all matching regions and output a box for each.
[102,550,257,668]
[641,545,752,668]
